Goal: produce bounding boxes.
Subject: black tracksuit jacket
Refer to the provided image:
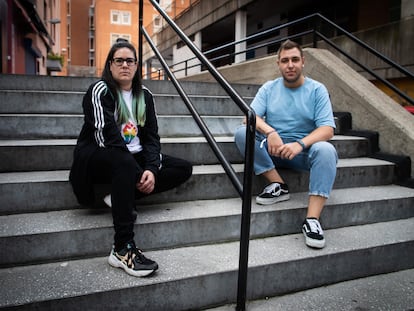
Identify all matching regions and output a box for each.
[69,80,160,205]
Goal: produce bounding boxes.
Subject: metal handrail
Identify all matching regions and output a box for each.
[313,13,413,79]
[139,1,256,310]
[311,13,413,105]
[314,30,412,105]
[156,12,413,105]
[170,30,314,76]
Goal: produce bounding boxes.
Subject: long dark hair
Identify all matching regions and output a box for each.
[101,39,146,126]
[101,39,142,99]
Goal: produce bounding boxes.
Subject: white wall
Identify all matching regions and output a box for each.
[172,31,202,78]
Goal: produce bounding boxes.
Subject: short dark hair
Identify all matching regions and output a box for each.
[277,39,303,59]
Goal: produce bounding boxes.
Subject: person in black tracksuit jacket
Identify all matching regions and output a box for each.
[69,39,192,277]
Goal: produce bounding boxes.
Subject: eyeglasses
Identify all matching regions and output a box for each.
[112,58,137,66]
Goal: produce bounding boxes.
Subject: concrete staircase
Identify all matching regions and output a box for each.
[0,74,413,310]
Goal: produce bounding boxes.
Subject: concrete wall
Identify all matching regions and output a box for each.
[306,48,414,178]
[173,31,202,78]
[179,53,280,85]
[402,0,414,18]
[180,49,414,177]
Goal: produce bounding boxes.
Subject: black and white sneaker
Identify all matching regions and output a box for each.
[302,218,325,249]
[108,242,158,277]
[256,182,290,205]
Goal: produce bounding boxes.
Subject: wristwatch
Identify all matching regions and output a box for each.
[296,139,306,150]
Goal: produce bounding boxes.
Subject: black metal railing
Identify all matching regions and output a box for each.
[312,13,413,105]
[139,6,413,310]
[152,13,413,106]
[139,1,256,310]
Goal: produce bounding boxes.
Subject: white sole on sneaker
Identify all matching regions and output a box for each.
[256,193,290,205]
[302,229,326,249]
[108,252,156,277]
[103,194,112,208]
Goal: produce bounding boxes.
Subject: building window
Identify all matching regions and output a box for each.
[111,33,131,45]
[153,15,162,30]
[111,10,131,25]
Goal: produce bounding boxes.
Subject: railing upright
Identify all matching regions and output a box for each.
[138,4,413,309]
[138,0,143,75]
[139,1,256,310]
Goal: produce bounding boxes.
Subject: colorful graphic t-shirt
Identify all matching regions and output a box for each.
[120,90,143,153]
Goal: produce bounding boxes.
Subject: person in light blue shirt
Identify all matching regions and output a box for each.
[235,40,338,249]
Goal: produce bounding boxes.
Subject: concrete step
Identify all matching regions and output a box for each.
[1,218,413,310]
[0,75,98,91]
[1,75,412,311]
[0,90,85,114]
[0,114,244,138]
[0,135,369,172]
[0,74,260,97]
[0,112,353,141]
[0,158,396,215]
[0,137,242,172]
[207,268,414,311]
[1,185,413,267]
[0,91,251,115]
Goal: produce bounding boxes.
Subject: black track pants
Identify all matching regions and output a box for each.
[89,148,192,250]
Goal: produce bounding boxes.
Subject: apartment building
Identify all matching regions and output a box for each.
[144,0,413,79]
[63,0,192,77]
[143,0,413,105]
[1,0,61,75]
[0,0,192,76]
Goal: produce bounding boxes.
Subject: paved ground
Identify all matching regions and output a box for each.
[206,268,414,311]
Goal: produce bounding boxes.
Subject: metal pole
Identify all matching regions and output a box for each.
[236,110,256,311]
[312,15,318,48]
[144,2,256,308]
[138,0,143,76]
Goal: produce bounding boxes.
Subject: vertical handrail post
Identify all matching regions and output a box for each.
[143,2,257,309]
[312,15,318,48]
[138,0,143,76]
[236,110,256,311]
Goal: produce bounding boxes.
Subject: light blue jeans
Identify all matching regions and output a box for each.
[234,125,338,198]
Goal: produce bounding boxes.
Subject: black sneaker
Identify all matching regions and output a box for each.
[302,218,325,249]
[256,182,290,205]
[108,242,158,277]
